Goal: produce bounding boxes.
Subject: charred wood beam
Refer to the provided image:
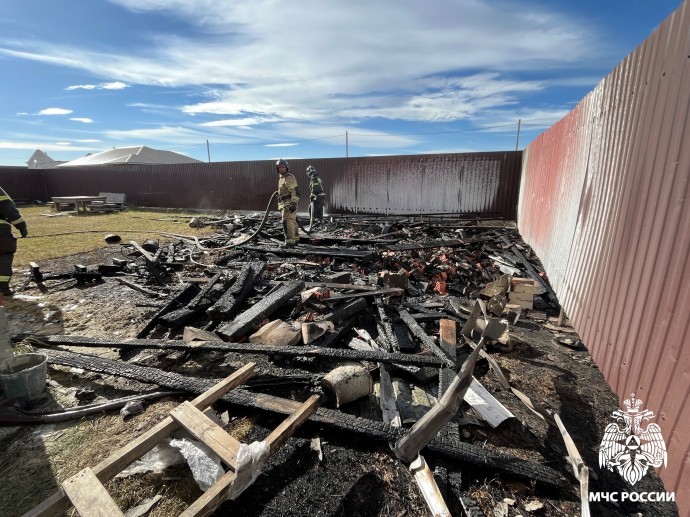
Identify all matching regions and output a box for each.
[397,309,456,369]
[393,331,483,463]
[113,278,166,298]
[409,313,465,324]
[29,269,103,284]
[241,244,378,263]
[129,240,167,285]
[385,239,465,252]
[37,334,446,367]
[156,303,211,329]
[297,233,397,246]
[157,272,225,328]
[322,298,368,324]
[217,280,305,340]
[40,348,566,489]
[392,322,416,352]
[187,272,223,309]
[136,283,200,338]
[376,301,396,352]
[272,281,380,292]
[207,262,266,322]
[323,288,403,302]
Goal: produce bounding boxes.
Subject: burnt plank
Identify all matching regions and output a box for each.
[40,348,566,490]
[240,244,377,263]
[207,262,266,321]
[217,280,305,340]
[397,309,456,368]
[136,283,200,338]
[38,334,446,367]
[385,239,465,252]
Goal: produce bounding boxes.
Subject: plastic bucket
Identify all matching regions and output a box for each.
[0,353,48,401]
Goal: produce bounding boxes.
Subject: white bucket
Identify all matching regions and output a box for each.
[0,353,48,401]
[321,363,372,408]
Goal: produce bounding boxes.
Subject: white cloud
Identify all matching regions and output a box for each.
[66,81,129,91]
[0,0,621,161]
[0,140,97,151]
[38,108,73,115]
[0,1,602,127]
[200,116,277,127]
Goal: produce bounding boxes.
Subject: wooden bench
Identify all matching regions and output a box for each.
[89,192,126,213]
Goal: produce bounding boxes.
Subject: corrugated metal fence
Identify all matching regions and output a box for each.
[0,152,521,218]
[519,1,690,511]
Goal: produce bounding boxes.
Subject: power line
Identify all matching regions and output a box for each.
[348,123,517,137]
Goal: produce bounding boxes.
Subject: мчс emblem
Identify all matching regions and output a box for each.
[599,393,667,485]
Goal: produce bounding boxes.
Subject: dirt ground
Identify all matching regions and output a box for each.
[0,223,680,517]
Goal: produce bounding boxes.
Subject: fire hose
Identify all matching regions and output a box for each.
[192,191,314,252]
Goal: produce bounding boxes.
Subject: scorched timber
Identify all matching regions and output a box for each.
[36,335,446,368]
[40,348,566,489]
[240,244,378,263]
[217,279,305,340]
[207,261,266,322]
[398,309,456,368]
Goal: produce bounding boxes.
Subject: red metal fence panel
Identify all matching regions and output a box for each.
[519,1,690,510]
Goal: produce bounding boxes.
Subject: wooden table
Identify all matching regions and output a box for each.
[51,196,108,214]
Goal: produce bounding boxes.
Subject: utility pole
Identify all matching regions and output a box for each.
[345,131,349,158]
[206,140,211,162]
[515,119,521,151]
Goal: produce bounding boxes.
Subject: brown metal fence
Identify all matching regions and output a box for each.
[519,1,690,510]
[0,152,521,218]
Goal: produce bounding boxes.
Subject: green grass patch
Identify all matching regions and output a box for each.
[13,206,218,266]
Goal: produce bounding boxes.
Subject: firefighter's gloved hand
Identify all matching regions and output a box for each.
[17,221,28,237]
[289,202,297,213]
[310,195,316,202]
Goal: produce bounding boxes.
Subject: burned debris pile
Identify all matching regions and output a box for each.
[14,214,601,516]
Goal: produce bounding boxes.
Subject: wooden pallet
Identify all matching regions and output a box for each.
[24,362,320,517]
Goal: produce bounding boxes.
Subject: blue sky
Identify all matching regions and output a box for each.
[0,0,682,166]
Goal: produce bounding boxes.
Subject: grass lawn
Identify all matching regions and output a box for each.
[12,205,218,267]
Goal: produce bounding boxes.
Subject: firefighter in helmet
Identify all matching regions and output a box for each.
[275,159,300,247]
[0,186,28,296]
[306,165,326,225]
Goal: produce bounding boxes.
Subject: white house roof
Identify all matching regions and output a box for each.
[26,149,67,168]
[57,146,203,166]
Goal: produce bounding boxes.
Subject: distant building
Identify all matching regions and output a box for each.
[57,145,203,167]
[26,150,68,169]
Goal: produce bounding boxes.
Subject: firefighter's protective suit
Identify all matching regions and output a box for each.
[307,166,326,222]
[276,159,300,246]
[0,187,28,295]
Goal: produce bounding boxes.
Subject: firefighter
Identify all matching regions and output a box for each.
[306,165,326,225]
[0,186,28,296]
[276,159,300,247]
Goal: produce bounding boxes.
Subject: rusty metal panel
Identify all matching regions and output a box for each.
[519,1,690,509]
